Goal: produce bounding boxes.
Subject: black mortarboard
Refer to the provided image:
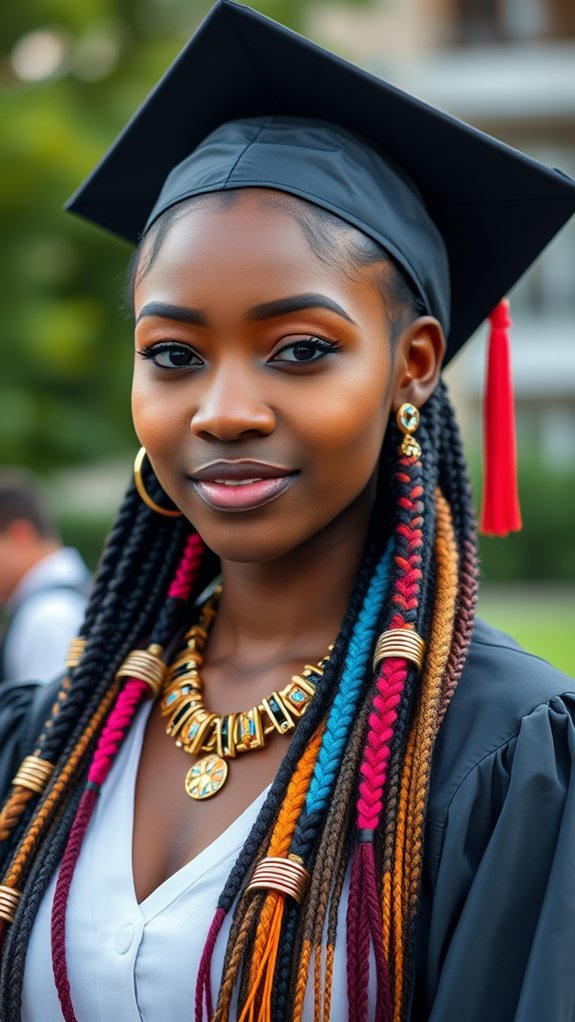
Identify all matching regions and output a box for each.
[66,0,575,365]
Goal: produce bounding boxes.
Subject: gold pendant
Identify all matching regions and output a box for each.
[185,754,228,800]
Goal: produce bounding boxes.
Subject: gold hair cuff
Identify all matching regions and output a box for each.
[116,645,166,698]
[11,756,55,795]
[0,885,22,924]
[66,638,87,671]
[373,628,425,674]
[247,855,310,904]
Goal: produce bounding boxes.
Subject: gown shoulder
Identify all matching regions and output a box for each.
[0,677,61,802]
[415,618,575,1021]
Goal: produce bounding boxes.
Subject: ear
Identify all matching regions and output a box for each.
[6,518,40,546]
[390,316,446,411]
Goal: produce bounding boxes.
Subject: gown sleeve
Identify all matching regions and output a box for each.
[414,628,575,1022]
[0,679,59,803]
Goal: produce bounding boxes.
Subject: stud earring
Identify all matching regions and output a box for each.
[133,447,183,518]
[396,403,421,458]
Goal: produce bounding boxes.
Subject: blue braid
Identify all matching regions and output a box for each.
[305,542,393,816]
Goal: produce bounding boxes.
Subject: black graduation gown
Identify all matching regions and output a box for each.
[414,618,575,1021]
[1,619,573,1021]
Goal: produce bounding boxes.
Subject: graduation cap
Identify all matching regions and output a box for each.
[66,0,575,534]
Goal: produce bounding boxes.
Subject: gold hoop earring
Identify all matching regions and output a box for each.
[396,403,421,458]
[133,447,183,518]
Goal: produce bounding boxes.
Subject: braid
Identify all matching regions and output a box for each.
[0,472,206,1014]
[0,784,85,1022]
[0,357,479,1022]
[195,380,478,1022]
[269,543,394,1020]
[436,384,479,722]
[195,534,383,1021]
[0,483,192,868]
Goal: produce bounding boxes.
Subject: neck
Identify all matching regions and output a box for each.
[207,493,379,669]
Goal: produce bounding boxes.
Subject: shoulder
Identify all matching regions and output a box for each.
[0,678,60,802]
[428,617,575,827]
[418,623,575,1016]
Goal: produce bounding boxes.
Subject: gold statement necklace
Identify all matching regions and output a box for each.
[159,586,332,800]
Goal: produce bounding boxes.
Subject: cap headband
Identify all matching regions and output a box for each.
[145,116,451,332]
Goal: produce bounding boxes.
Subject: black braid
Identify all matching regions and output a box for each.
[0,782,86,1019]
[271,488,400,1018]
[215,534,381,915]
[272,397,442,1021]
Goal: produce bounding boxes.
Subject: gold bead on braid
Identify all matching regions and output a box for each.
[372,628,425,675]
[247,854,311,905]
[0,885,22,924]
[11,756,55,796]
[116,643,166,699]
[66,637,87,671]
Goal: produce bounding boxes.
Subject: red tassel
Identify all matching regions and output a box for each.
[479,299,522,537]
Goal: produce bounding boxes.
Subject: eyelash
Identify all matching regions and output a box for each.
[136,336,341,370]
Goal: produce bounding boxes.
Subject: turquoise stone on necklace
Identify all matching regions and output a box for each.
[160,587,332,798]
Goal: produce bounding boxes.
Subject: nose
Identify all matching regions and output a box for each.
[190,364,276,442]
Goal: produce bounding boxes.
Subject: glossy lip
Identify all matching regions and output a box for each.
[191,459,294,482]
[189,461,297,512]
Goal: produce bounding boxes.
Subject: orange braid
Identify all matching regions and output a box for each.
[216,726,323,1021]
[1,680,120,894]
[297,699,369,1022]
[246,727,323,981]
[382,870,392,961]
[0,788,38,845]
[313,935,322,1022]
[292,699,368,1022]
[214,895,262,1022]
[390,730,415,1009]
[404,492,458,920]
[292,937,312,1022]
[322,943,335,1022]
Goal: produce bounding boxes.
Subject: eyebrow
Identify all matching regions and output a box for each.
[136,293,358,327]
[245,294,358,325]
[136,302,207,326]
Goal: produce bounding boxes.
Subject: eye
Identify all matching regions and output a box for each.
[270,336,340,365]
[137,342,202,370]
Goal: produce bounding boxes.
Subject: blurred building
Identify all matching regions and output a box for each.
[310,0,575,465]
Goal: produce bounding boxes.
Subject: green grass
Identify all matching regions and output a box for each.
[478,586,575,678]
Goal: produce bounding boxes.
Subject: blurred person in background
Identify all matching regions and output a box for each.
[0,469,90,684]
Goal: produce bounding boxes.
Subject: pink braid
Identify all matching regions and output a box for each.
[51,679,149,1022]
[347,454,424,1022]
[168,532,204,600]
[51,533,206,1022]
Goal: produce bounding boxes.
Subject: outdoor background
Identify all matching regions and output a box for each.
[1,0,574,672]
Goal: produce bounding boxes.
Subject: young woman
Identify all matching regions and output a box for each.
[1,3,574,1020]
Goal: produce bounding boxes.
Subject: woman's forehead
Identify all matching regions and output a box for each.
[135,190,385,298]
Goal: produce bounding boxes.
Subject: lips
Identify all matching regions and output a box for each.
[190,460,297,512]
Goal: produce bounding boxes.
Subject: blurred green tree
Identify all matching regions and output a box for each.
[1,0,372,472]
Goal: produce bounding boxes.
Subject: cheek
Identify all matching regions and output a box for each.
[303,362,392,489]
[131,369,186,453]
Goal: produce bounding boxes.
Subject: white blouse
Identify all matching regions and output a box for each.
[22,703,374,1020]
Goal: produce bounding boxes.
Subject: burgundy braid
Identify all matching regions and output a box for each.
[49,534,205,1022]
[51,678,149,1021]
[346,452,424,1022]
[196,907,226,1021]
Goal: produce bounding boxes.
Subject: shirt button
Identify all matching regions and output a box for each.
[116,922,135,954]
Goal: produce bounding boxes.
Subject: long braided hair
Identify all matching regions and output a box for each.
[0,191,479,1022]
